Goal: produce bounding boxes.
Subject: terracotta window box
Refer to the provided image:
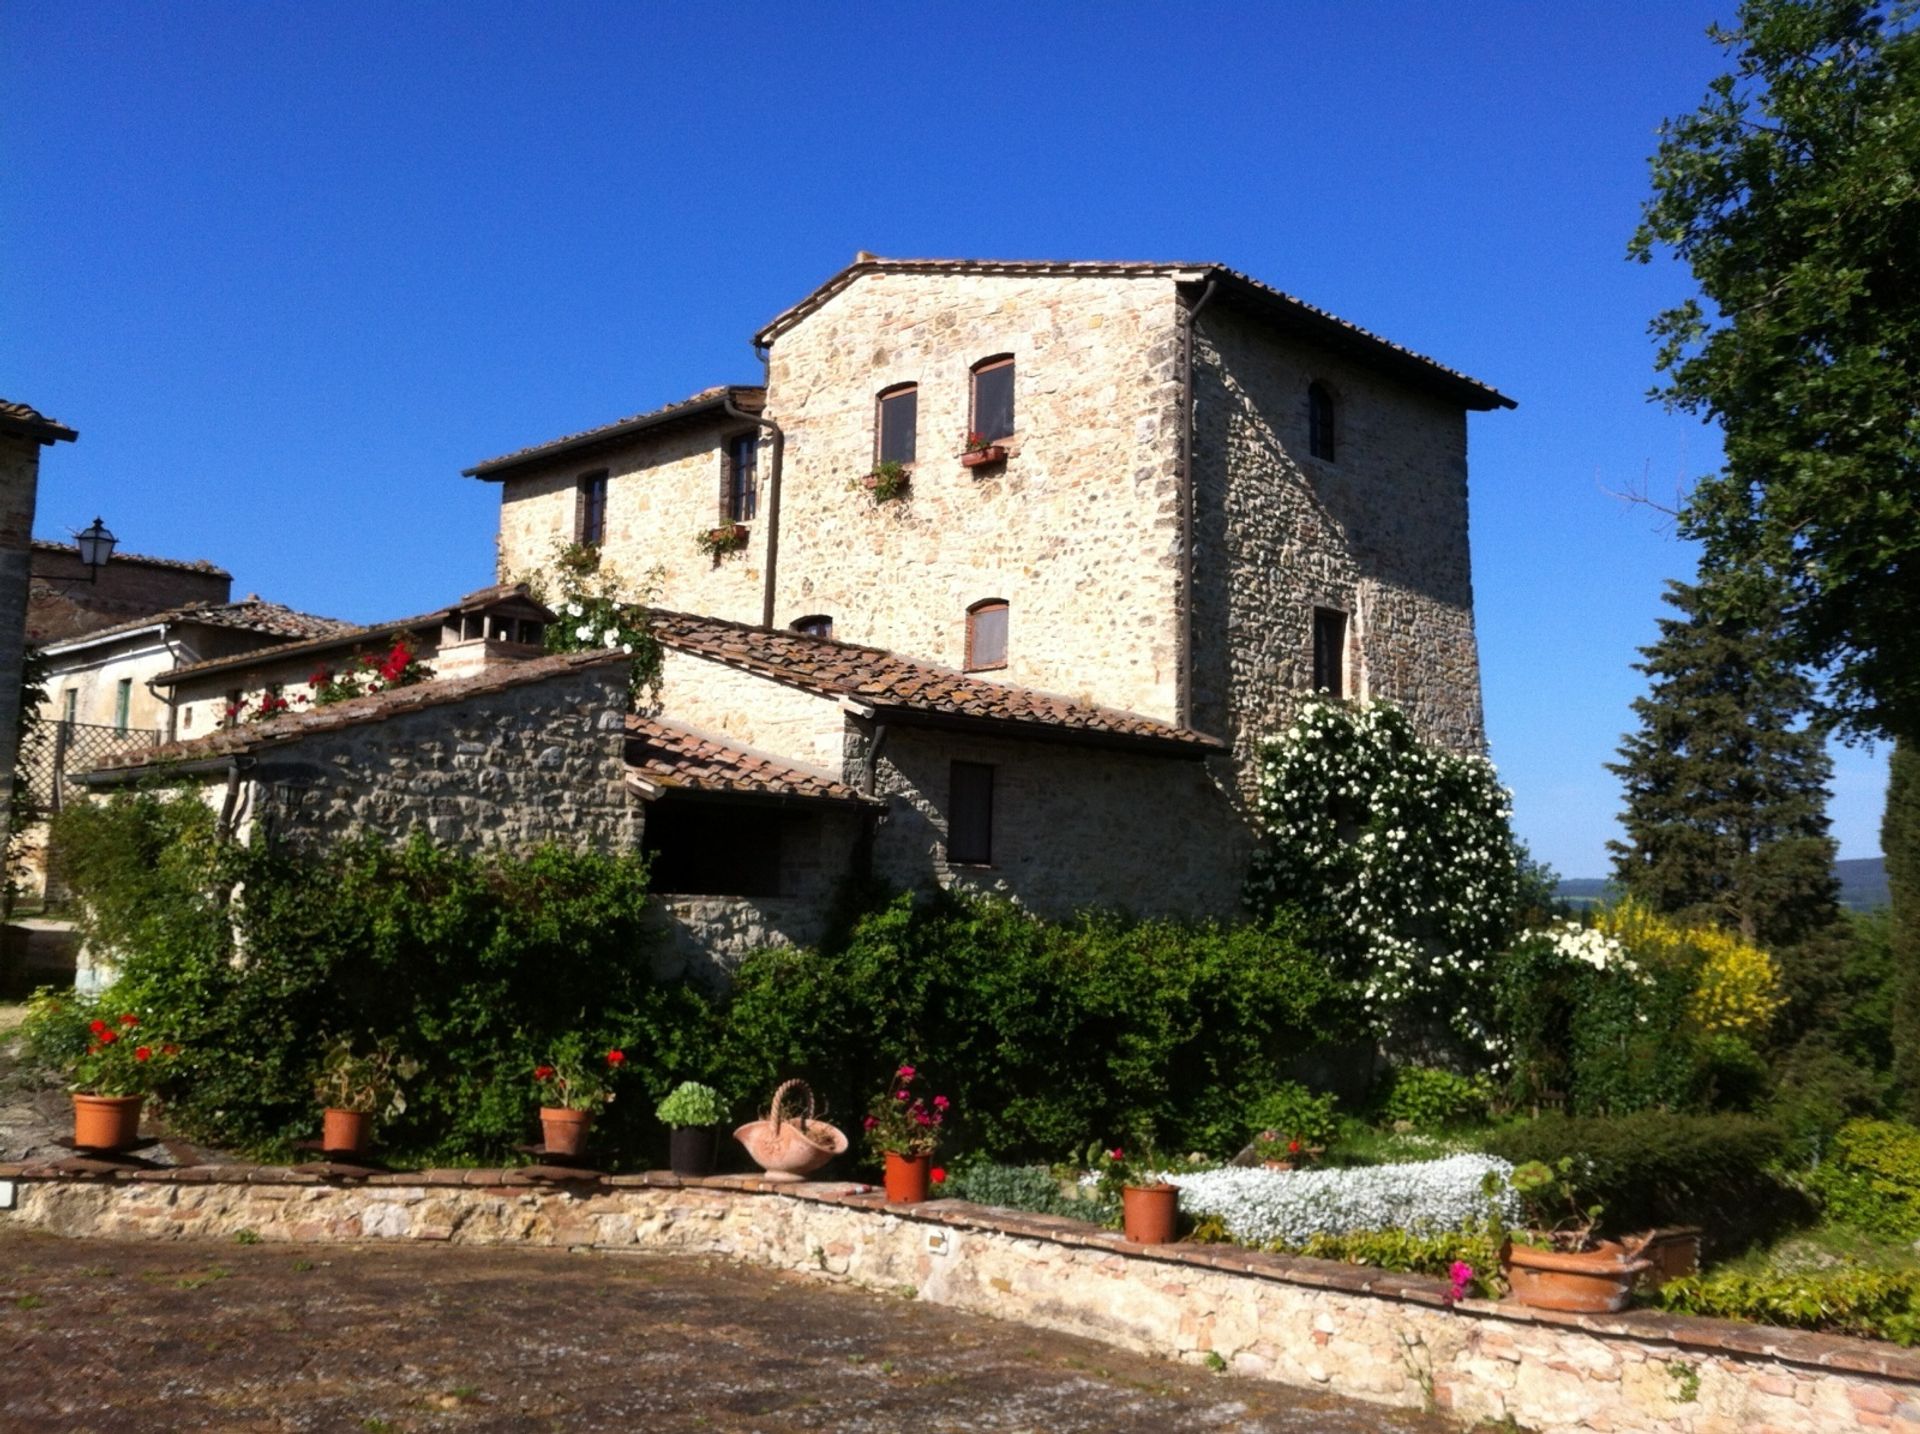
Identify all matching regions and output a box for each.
[960,445,1008,469]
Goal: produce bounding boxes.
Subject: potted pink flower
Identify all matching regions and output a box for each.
[863,1063,949,1203]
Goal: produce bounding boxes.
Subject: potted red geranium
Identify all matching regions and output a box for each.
[959,431,1007,468]
[22,993,179,1152]
[1089,1139,1179,1244]
[863,1063,949,1203]
[532,1036,626,1157]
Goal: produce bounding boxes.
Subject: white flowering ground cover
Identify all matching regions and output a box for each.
[1168,1154,1519,1247]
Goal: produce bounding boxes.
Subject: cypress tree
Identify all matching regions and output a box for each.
[1607,577,1839,949]
[1887,742,1920,1118]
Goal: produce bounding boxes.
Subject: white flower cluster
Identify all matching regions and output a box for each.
[1169,1154,1518,1247]
[1245,697,1521,1047]
[1542,920,1637,975]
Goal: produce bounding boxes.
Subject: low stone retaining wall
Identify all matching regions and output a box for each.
[0,1162,1913,1433]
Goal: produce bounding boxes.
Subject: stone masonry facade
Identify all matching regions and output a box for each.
[2,1168,1907,1434]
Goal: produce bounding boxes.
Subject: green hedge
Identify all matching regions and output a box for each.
[1654,1267,1920,1345]
[719,892,1351,1160]
[1481,1112,1794,1244]
[1804,1119,1920,1237]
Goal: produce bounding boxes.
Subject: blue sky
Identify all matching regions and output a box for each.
[1,1,1889,876]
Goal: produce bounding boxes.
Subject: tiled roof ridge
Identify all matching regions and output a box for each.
[750,256,1513,408]
[646,607,1222,753]
[625,713,876,806]
[32,538,230,576]
[463,383,767,477]
[88,648,628,778]
[0,399,78,443]
[41,598,356,652]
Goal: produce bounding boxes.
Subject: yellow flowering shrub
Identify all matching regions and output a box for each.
[1594,899,1783,1038]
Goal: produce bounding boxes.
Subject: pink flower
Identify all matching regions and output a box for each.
[896,1064,916,1080]
[863,1115,878,1130]
[932,1095,949,1111]
[895,1089,909,1101]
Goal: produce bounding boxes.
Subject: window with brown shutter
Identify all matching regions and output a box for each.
[876,383,918,466]
[966,599,1008,671]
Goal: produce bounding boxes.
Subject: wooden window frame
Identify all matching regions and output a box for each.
[969,354,1016,444]
[113,677,132,733]
[721,432,759,524]
[947,760,995,866]
[576,470,609,547]
[965,599,1009,672]
[875,382,919,467]
[1307,382,1336,463]
[1312,606,1349,696]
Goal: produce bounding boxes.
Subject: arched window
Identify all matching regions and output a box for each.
[876,382,918,466]
[790,614,834,640]
[969,354,1015,444]
[1307,382,1336,462]
[966,599,1008,672]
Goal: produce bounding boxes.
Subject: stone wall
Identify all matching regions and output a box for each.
[867,725,1248,922]
[0,1169,1908,1434]
[651,646,849,776]
[495,417,766,625]
[26,546,229,645]
[231,662,639,854]
[1190,304,1486,795]
[0,436,44,846]
[764,271,1187,723]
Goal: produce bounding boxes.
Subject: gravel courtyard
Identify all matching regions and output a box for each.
[0,1229,1457,1432]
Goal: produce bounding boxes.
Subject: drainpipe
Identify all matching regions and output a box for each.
[1178,277,1218,733]
[729,358,785,630]
[216,755,254,842]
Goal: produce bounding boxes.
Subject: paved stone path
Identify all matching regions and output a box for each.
[0,1230,1458,1432]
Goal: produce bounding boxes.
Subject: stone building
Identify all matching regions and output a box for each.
[88,256,1512,966]
[26,541,232,646]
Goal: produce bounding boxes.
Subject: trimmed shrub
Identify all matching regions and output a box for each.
[1654,1267,1920,1346]
[1171,1155,1518,1246]
[1377,1066,1493,1130]
[1247,1082,1339,1148]
[1288,1227,1502,1298]
[719,892,1350,1161]
[941,1162,1109,1223]
[1481,1112,1795,1246]
[1804,1119,1920,1238]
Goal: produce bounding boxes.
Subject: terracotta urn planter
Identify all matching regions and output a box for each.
[734,1079,848,1182]
[72,1093,143,1152]
[1121,1183,1179,1245]
[321,1108,372,1157]
[960,445,1008,468]
[669,1125,718,1178]
[1502,1238,1651,1313]
[883,1151,931,1203]
[540,1106,593,1158]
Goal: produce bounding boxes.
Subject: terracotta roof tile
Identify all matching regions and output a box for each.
[85,649,629,781]
[31,539,225,575]
[464,385,766,478]
[650,609,1222,756]
[43,599,355,653]
[751,257,1513,410]
[625,715,873,806]
[0,399,77,443]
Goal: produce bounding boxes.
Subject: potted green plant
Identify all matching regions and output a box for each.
[695,522,749,560]
[1489,1158,1651,1313]
[313,1037,417,1157]
[1088,1139,1178,1244]
[532,1036,626,1157]
[958,430,1007,468]
[656,1080,728,1177]
[21,993,179,1152]
[861,460,911,503]
[862,1063,949,1202]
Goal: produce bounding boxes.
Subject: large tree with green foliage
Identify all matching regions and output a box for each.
[1887,743,1920,1116]
[1608,577,1840,948]
[1631,0,1920,745]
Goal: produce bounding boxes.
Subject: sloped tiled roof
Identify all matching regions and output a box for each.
[752,256,1514,411]
[152,583,552,688]
[625,714,875,806]
[32,539,228,576]
[43,599,355,654]
[85,649,629,781]
[0,399,77,444]
[650,609,1222,757]
[464,385,766,479]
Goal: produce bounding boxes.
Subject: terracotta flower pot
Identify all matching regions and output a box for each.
[540,1106,592,1158]
[669,1125,718,1178]
[883,1151,931,1203]
[322,1107,372,1156]
[1122,1183,1179,1245]
[960,446,1007,468]
[72,1093,143,1152]
[1502,1238,1651,1313]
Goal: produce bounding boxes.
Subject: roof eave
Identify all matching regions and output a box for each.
[462,389,759,480]
[0,415,78,446]
[861,703,1223,759]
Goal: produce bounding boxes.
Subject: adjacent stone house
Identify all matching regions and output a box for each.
[84,256,1512,966]
[1,400,76,850]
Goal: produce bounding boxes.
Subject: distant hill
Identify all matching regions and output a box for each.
[1556,857,1888,913]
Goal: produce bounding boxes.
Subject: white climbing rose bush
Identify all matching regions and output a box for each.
[1245,697,1523,1050]
[1170,1155,1520,1246]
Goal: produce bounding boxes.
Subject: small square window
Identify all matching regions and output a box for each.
[966,601,1008,671]
[1313,607,1348,695]
[577,471,608,547]
[948,761,994,865]
[971,357,1014,443]
[877,385,917,466]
